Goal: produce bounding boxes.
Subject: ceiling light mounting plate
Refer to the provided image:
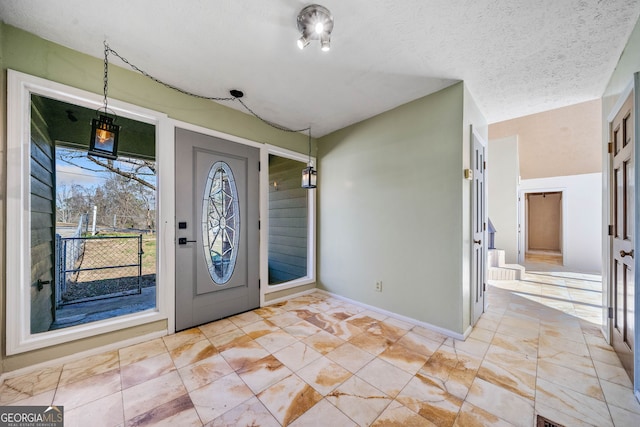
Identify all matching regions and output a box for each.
[230,89,244,98]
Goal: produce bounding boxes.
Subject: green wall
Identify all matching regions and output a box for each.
[0,23,314,372]
[317,82,486,334]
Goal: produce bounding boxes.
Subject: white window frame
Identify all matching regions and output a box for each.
[260,144,317,305]
[6,70,173,355]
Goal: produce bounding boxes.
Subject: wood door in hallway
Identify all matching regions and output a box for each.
[175,128,260,331]
[610,90,635,379]
[472,130,487,324]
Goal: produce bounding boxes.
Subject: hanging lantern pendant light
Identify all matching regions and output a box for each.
[301,128,317,189]
[88,41,120,160]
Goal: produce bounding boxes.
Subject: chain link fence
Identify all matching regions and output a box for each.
[56,235,143,306]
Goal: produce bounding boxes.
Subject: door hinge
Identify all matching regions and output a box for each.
[483,222,486,231]
[259,279,261,289]
[258,220,261,230]
[608,142,613,154]
[608,225,614,236]
[483,161,486,171]
[258,161,261,171]
[608,307,613,319]
[483,282,486,292]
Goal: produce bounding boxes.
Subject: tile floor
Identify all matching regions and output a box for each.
[2,271,640,426]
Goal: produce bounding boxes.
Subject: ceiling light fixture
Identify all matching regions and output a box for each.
[297,4,333,52]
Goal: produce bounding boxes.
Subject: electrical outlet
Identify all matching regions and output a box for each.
[375,281,382,292]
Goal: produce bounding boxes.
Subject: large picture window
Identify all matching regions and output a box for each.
[7,70,171,354]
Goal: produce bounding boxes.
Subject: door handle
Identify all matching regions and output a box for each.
[178,237,196,245]
[620,249,634,258]
[474,239,482,245]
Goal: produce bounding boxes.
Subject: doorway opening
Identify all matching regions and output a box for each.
[525,191,563,266]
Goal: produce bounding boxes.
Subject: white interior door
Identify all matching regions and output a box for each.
[472,130,488,324]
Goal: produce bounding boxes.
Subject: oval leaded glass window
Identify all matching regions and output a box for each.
[202,161,240,284]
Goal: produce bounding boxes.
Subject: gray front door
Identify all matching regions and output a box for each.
[175,128,260,331]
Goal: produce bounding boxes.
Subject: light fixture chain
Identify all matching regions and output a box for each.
[103,40,110,112]
[103,42,311,134]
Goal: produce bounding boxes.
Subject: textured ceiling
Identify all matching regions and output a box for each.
[1,0,639,137]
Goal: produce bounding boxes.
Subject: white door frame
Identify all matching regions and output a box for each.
[517,188,566,264]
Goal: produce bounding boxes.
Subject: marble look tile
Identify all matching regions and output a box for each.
[444,337,490,359]
[326,375,391,427]
[119,338,167,366]
[199,318,239,338]
[396,373,463,427]
[600,379,640,415]
[588,344,626,367]
[168,339,217,369]
[126,394,198,426]
[190,372,254,423]
[367,321,409,343]
[465,377,534,427]
[348,331,392,355]
[238,354,293,394]
[297,356,352,395]
[357,357,412,398]
[228,310,264,327]
[206,396,280,427]
[208,328,252,352]
[258,374,323,426]
[162,328,207,351]
[0,366,61,404]
[534,401,599,427]
[608,404,640,427]
[593,359,632,387]
[305,313,339,330]
[64,391,124,427]
[419,345,482,400]
[474,317,500,332]
[274,341,323,372]
[284,320,323,338]
[290,308,320,320]
[346,314,380,331]
[254,306,287,319]
[178,354,234,392]
[379,343,430,375]
[7,390,55,407]
[121,371,186,421]
[372,400,437,427]
[540,325,586,344]
[467,327,495,343]
[326,342,375,373]
[269,312,305,328]
[322,320,364,341]
[539,333,590,358]
[220,339,271,372]
[53,368,121,411]
[121,352,176,390]
[537,359,603,400]
[489,333,537,358]
[538,348,597,377]
[384,317,416,331]
[289,398,357,427]
[58,351,119,386]
[241,319,280,339]
[453,401,514,427]
[483,345,537,377]
[476,360,535,400]
[535,377,613,427]
[496,322,539,341]
[302,330,345,354]
[397,331,443,357]
[256,330,299,353]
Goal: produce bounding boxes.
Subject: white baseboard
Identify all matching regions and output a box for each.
[0,330,167,381]
[314,289,470,341]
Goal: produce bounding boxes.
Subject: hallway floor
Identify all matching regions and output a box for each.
[1,273,639,426]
